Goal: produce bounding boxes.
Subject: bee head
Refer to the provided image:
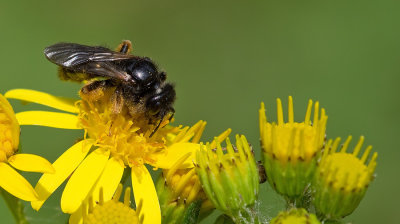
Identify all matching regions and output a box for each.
[146,83,176,119]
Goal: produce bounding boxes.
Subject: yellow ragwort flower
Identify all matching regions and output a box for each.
[82,184,140,224]
[5,89,203,224]
[270,208,320,224]
[259,96,327,200]
[0,93,54,201]
[313,136,377,220]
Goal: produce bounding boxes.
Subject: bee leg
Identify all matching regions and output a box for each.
[110,85,124,114]
[120,85,144,117]
[80,80,113,102]
[150,114,165,138]
[116,40,132,54]
[168,108,175,122]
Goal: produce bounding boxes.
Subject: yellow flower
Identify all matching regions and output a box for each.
[270,208,320,224]
[82,184,140,224]
[0,93,54,201]
[259,96,327,200]
[313,136,377,220]
[5,89,203,224]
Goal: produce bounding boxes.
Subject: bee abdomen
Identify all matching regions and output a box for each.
[58,67,96,83]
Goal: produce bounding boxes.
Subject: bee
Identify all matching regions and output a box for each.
[44,40,176,134]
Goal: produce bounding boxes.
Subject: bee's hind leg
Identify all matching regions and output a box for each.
[116,40,132,54]
[80,79,115,102]
[110,85,124,115]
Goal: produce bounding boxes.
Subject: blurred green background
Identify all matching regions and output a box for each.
[0,0,398,223]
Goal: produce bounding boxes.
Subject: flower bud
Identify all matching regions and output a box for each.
[196,135,260,223]
[270,208,320,224]
[313,136,377,220]
[259,97,327,202]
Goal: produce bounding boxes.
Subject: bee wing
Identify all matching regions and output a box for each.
[70,61,134,83]
[45,43,134,82]
[44,43,133,67]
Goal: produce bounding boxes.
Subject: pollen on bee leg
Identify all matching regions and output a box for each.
[116,40,132,54]
[79,82,109,102]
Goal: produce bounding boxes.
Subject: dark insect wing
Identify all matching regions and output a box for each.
[69,61,135,83]
[44,43,136,82]
[44,42,133,67]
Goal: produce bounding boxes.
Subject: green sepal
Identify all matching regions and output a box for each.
[214,215,235,224]
[182,200,202,224]
[262,152,318,204]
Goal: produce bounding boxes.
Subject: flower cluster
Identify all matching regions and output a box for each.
[259,97,377,222]
[0,45,377,224]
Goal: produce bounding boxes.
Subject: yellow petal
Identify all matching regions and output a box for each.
[90,157,124,204]
[31,140,93,211]
[8,154,55,174]
[16,111,81,129]
[131,165,161,224]
[5,89,78,113]
[69,205,84,224]
[151,143,200,169]
[61,148,110,214]
[0,162,38,201]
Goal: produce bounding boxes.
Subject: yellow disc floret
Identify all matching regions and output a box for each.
[84,184,140,224]
[270,208,320,224]
[260,96,327,163]
[0,94,20,162]
[313,136,377,220]
[77,88,175,168]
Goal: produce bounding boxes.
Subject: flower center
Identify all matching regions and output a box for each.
[321,153,370,191]
[0,95,19,162]
[260,97,327,163]
[85,200,139,224]
[84,184,139,224]
[317,136,377,192]
[77,89,171,168]
[271,208,320,224]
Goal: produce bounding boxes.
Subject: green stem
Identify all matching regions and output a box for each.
[0,188,29,224]
[230,207,263,224]
[120,166,131,185]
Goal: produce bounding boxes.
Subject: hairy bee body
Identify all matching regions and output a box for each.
[44,40,176,132]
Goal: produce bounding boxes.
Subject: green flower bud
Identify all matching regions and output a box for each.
[195,135,260,223]
[156,153,212,224]
[313,136,377,221]
[156,124,232,224]
[259,97,327,203]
